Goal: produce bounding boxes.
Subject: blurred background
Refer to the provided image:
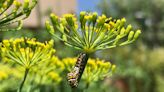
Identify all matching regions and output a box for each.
[0,0,164,92]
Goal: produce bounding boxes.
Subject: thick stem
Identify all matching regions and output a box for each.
[67,53,89,88]
[17,68,29,92]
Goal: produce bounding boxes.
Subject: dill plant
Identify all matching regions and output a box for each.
[0,0,38,91]
[0,53,116,92]
[0,0,37,31]
[46,11,141,88]
[0,38,55,92]
[0,0,142,91]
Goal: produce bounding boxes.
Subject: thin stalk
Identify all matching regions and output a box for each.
[0,12,23,24]
[71,87,83,92]
[27,71,37,92]
[90,26,103,46]
[17,68,29,92]
[83,82,90,92]
[39,75,44,92]
[0,1,13,16]
[89,25,95,47]
[71,87,77,92]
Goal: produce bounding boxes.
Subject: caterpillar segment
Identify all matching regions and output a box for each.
[67,53,89,88]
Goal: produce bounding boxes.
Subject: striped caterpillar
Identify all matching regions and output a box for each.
[67,53,89,88]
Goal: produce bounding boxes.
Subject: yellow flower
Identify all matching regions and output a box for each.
[48,72,62,83]
[63,57,116,83]
[62,58,76,71]
[50,56,65,71]
[0,38,55,69]
[46,12,141,53]
[0,71,8,80]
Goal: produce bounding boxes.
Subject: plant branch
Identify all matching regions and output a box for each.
[17,68,29,92]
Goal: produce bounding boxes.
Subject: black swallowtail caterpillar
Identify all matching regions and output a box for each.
[67,53,89,88]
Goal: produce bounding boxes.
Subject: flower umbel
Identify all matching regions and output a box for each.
[0,37,55,68]
[63,57,116,87]
[0,38,55,92]
[33,56,64,85]
[46,12,141,88]
[0,0,37,31]
[46,12,141,53]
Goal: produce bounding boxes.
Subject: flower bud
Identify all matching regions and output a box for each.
[62,35,67,42]
[23,0,29,9]
[111,65,116,73]
[83,15,88,21]
[109,21,115,28]
[120,18,126,26]
[16,20,23,30]
[80,11,86,19]
[97,14,106,26]
[59,24,64,33]
[125,24,132,34]
[92,12,98,24]
[63,14,76,28]
[14,1,22,9]
[133,30,141,40]
[128,31,134,41]
[2,3,7,9]
[28,0,37,9]
[45,21,51,30]
[120,27,125,35]
[60,18,67,26]
[103,62,111,70]
[114,19,121,28]
[113,35,121,45]
[80,11,86,25]
[45,21,54,34]
[104,23,110,30]
[50,13,59,25]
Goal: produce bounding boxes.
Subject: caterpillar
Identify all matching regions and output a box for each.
[67,53,89,88]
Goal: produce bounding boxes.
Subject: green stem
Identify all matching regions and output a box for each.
[27,72,37,92]
[17,68,29,92]
[71,87,77,92]
[83,82,90,92]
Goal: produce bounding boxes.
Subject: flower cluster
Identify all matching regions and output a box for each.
[46,11,141,53]
[0,37,55,69]
[33,56,64,84]
[63,57,116,83]
[0,55,116,91]
[31,56,115,85]
[0,37,116,90]
[0,0,37,31]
